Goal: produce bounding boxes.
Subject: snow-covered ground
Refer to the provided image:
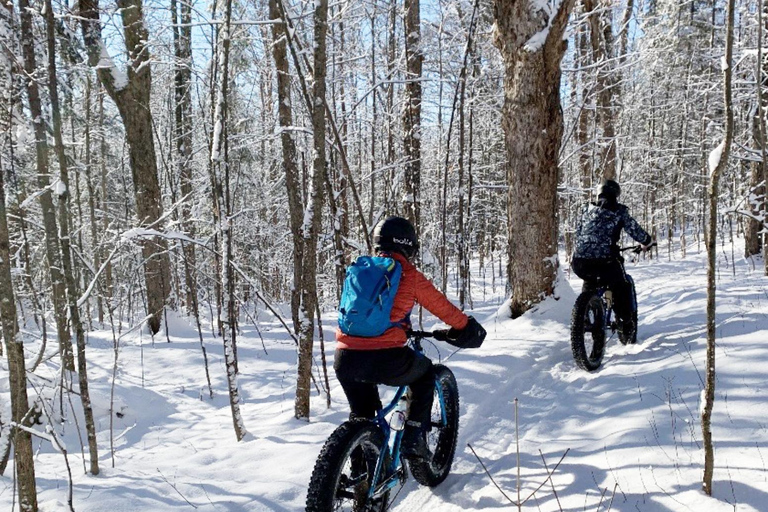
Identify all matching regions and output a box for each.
[2,239,768,511]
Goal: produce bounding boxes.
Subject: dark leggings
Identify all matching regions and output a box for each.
[571,257,635,321]
[334,347,434,427]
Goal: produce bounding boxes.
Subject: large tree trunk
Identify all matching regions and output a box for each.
[494,0,575,317]
[19,0,75,371]
[80,0,171,335]
[269,0,304,333]
[0,126,38,511]
[703,0,735,495]
[44,0,100,475]
[295,0,328,421]
[403,0,422,229]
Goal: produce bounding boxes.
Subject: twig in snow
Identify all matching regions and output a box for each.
[540,449,563,512]
[157,468,198,509]
[467,443,517,506]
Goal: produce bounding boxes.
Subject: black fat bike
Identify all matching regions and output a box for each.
[305,331,460,511]
[570,244,654,371]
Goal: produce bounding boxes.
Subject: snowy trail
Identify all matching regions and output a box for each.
[2,243,767,511]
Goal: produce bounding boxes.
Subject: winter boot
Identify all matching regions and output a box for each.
[400,421,430,460]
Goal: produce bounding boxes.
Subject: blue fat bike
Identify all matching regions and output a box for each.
[305,331,460,511]
[570,244,654,371]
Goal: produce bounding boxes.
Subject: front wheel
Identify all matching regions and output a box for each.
[408,364,460,487]
[306,420,389,512]
[571,292,606,371]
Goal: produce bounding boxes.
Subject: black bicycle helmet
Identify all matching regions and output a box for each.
[373,216,419,259]
[598,179,621,200]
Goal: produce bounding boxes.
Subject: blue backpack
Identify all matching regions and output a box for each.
[338,256,402,337]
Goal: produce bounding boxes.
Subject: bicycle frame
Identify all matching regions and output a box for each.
[367,333,449,501]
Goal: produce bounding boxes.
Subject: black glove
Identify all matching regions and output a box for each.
[445,316,486,349]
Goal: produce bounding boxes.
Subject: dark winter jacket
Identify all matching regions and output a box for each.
[336,252,469,350]
[573,200,652,260]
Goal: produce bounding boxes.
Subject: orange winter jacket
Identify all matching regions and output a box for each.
[336,252,469,350]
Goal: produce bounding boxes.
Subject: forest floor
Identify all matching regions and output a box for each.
[2,238,768,511]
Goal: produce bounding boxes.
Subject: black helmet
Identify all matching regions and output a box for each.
[598,179,621,200]
[373,216,419,259]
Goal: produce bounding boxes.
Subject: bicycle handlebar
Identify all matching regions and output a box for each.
[620,241,657,253]
[407,330,450,342]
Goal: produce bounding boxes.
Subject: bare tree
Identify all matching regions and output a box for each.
[702,0,735,495]
[80,0,171,335]
[18,0,75,371]
[43,0,99,475]
[211,0,247,441]
[583,0,618,180]
[493,0,575,317]
[403,0,422,229]
[0,126,38,511]
[295,0,329,421]
[270,0,304,332]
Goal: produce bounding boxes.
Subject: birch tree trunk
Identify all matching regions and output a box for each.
[19,0,75,371]
[44,0,100,474]
[493,0,574,317]
[80,0,171,335]
[403,0,422,229]
[211,0,247,441]
[702,0,735,495]
[295,0,328,421]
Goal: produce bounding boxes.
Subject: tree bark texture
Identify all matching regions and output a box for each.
[584,0,618,181]
[269,0,304,333]
[44,0,100,474]
[19,0,75,370]
[211,0,247,441]
[493,0,574,317]
[0,121,38,512]
[403,0,422,230]
[703,0,735,495]
[80,0,171,335]
[295,0,328,421]
[172,0,198,312]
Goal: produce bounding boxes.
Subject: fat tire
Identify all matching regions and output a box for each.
[408,364,459,487]
[571,292,606,371]
[306,419,389,512]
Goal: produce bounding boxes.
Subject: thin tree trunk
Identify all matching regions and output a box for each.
[211,0,247,441]
[172,0,198,312]
[295,0,328,421]
[584,0,618,181]
[44,0,99,475]
[493,0,574,317]
[703,0,735,495]
[19,0,75,371]
[403,0,422,230]
[269,0,304,332]
[0,120,38,511]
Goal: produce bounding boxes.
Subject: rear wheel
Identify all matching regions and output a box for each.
[408,365,459,487]
[571,292,606,371]
[306,420,389,512]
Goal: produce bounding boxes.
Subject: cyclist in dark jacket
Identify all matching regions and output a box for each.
[571,180,652,337]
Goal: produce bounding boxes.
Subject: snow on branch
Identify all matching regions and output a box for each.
[524,0,565,52]
[97,41,128,91]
